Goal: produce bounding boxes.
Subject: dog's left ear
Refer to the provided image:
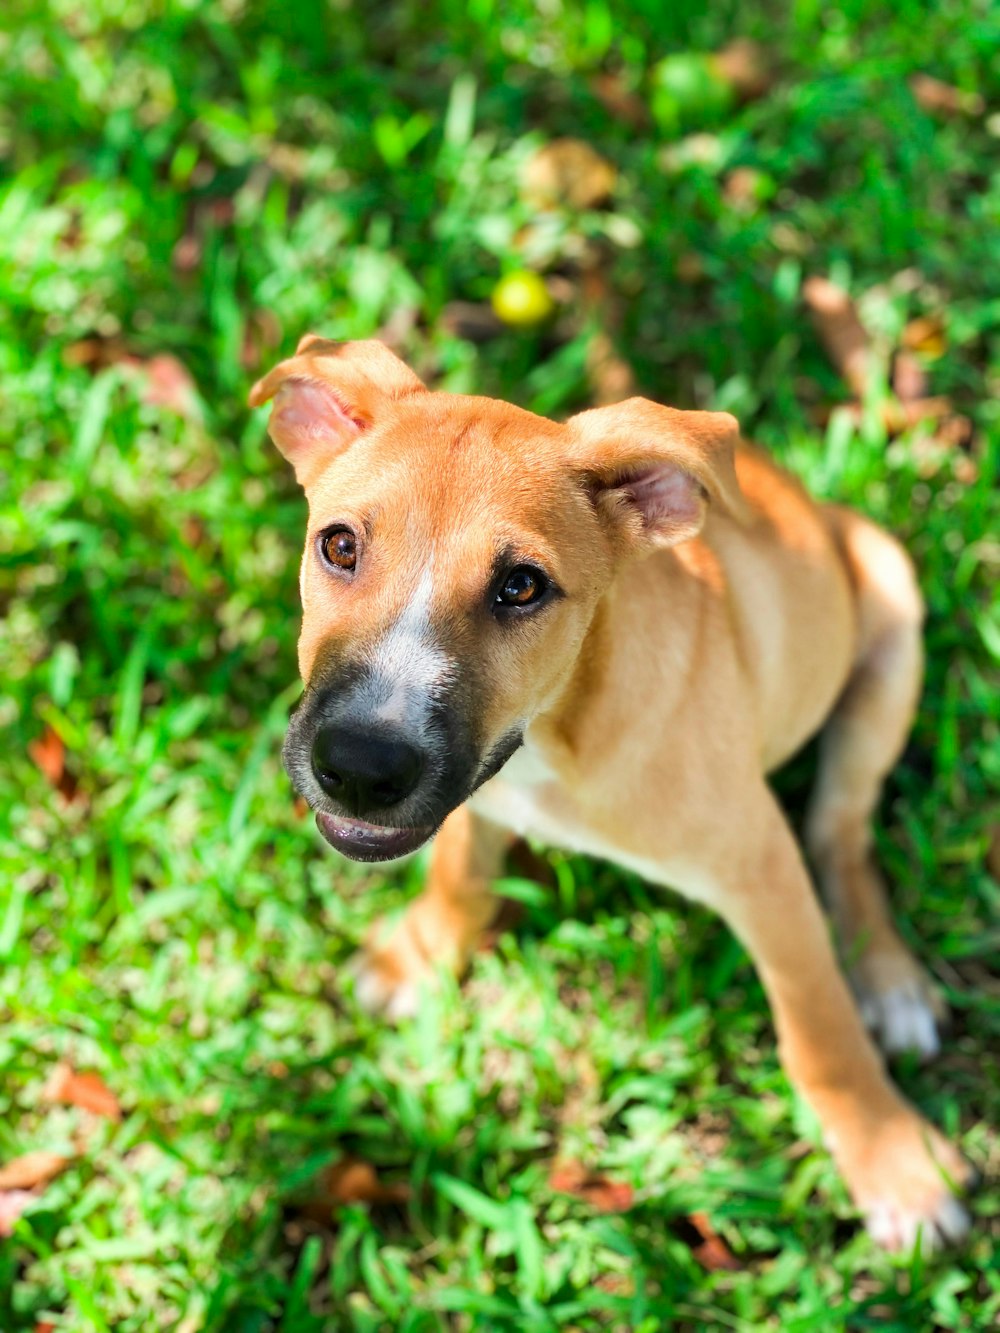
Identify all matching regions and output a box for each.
[566,397,749,549]
[248,336,426,485]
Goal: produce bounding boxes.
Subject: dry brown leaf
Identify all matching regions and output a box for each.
[43,1062,121,1121]
[803,276,873,397]
[675,251,706,284]
[934,413,974,450]
[549,1160,634,1212]
[62,336,129,371]
[180,516,206,549]
[838,395,954,433]
[240,308,284,371]
[321,1158,411,1207]
[595,1273,635,1296]
[0,1189,37,1237]
[901,314,947,359]
[522,139,618,211]
[135,354,202,422]
[589,72,649,129]
[0,1151,73,1192]
[723,166,768,213]
[586,330,637,405]
[712,39,771,101]
[891,350,929,404]
[172,234,202,273]
[686,1210,742,1271]
[28,726,79,804]
[910,73,984,118]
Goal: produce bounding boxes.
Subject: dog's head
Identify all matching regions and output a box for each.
[249,336,745,861]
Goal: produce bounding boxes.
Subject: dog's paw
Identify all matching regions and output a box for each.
[864,1191,970,1254]
[353,956,423,1021]
[350,913,449,1022]
[842,1116,976,1254]
[852,953,947,1060]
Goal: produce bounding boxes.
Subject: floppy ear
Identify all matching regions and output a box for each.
[565,397,749,549]
[248,336,426,485]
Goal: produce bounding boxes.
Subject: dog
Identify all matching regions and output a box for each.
[249,335,976,1252]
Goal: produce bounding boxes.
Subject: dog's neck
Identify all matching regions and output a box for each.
[523,540,713,780]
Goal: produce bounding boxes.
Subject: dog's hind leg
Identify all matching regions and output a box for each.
[353,805,511,1020]
[804,507,945,1058]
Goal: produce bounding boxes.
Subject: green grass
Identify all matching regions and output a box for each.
[2,1,999,1328]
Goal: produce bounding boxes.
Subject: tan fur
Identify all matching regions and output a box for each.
[251,339,975,1251]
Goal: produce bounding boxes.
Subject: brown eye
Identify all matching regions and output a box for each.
[320,527,357,572]
[495,565,547,609]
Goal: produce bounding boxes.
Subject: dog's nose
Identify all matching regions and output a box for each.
[311,725,424,815]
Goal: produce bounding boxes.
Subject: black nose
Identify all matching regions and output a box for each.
[311,725,424,816]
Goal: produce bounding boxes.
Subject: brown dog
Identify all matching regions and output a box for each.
[250,336,975,1252]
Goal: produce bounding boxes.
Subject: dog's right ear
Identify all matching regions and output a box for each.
[248,337,426,485]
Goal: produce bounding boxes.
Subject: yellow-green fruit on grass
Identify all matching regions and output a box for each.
[491,270,554,327]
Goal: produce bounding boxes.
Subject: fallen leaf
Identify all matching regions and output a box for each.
[28,726,79,803]
[62,336,129,371]
[172,233,202,273]
[676,251,706,284]
[42,1062,121,1121]
[0,1151,73,1192]
[838,395,953,433]
[206,198,235,227]
[375,304,419,353]
[590,72,649,128]
[586,330,637,405]
[711,39,771,101]
[549,1160,634,1212]
[240,308,284,371]
[910,73,984,118]
[321,1158,411,1207]
[901,313,947,359]
[685,1210,741,1271]
[891,350,929,404]
[595,1273,635,1296]
[522,139,618,211]
[722,166,773,213]
[0,1189,37,1237]
[802,276,873,397]
[135,354,203,422]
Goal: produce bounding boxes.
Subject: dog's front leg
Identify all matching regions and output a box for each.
[708,790,974,1252]
[354,806,511,1019]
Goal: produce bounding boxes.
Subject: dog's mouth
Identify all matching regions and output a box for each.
[315,812,436,863]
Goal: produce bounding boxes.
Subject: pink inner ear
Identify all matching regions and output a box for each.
[270,377,364,457]
[622,463,703,531]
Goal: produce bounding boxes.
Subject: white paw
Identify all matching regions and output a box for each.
[858,981,942,1059]
[865,1192,970,1254]
[352,956,422,1021]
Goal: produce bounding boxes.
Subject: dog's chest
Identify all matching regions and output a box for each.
[468,742,721,902]
[470,745,577,846]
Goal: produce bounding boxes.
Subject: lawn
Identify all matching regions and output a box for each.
[1,1,999,1328]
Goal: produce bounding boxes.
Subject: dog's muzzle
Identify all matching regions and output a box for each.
[283,668,523,862]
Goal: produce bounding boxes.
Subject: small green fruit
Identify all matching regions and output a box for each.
[491,270,555,327]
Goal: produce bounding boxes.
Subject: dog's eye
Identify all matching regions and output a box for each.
[495,565,547,609]
[320,527,357,572]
